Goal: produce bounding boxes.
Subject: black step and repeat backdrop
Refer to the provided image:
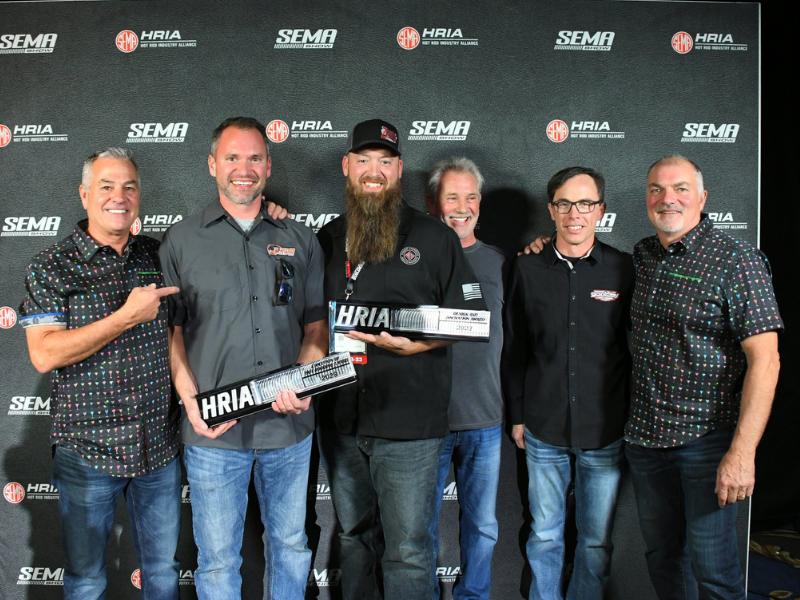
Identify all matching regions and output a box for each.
[0,1,759,598]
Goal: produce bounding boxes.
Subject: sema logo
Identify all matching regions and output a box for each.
[546,120,569,142]
[116,30,196,52]
[0,124,68,144]
[275,29,337,49]
[708,212,747,231]
[308,568,341,587]
[292,213,339,232]
[555,31,615,51]
[408,121,470,141]
[0,33,57,54]
[17,567,63,585]
[290,120,348,139]
[4,482,25,503]
[671,32,693,54]
[397,27,420,49]
[127,122,188,143]
[266,120,290,143]
[131,214,183,235]
[681,123,739,143]
[0,124,11,147]
[2,216,61,237]
[131,569,141,589]
[0,307,18,329]
[8,396,51,416]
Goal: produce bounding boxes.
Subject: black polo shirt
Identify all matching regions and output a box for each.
[504,238,634,449]
[316,201,486,440]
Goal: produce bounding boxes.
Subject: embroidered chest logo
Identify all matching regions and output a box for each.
[267,244,296,256]
[590,289,619,302]
[400,246,420,265]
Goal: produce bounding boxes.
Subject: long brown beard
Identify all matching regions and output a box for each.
[345,178,403,264]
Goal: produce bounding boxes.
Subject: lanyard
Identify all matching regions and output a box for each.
[344,239,364,300]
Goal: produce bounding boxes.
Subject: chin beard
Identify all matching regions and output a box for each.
[345,179,403,265]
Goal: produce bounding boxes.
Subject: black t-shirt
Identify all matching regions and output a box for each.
[316,201,486,439]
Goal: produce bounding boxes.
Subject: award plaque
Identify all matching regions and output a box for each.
[328,300,490,346]
[197,352,357,427]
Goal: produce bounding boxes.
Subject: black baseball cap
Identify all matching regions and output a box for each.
[346,119,401,156]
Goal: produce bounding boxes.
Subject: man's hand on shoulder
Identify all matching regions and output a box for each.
[265,199,290,220]
[519,236,551,256]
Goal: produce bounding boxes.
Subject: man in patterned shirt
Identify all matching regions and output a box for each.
[625,155,782,600]
[20,147,181,599]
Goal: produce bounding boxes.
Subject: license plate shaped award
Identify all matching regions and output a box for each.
[197,352,357,427]
[329,300,490,344]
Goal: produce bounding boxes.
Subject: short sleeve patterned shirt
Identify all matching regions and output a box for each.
[625,215,783,448]
[19,221,179,477]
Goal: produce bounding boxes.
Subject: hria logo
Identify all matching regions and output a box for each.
[274,29,337,49]
[408,121,470,141]
[8,124,68,143]
[315,483,331,500]
[179,570,195,586]
[8,396,51,416]
[290,121,348,139]
[672,31,746,53]
[595,212,617,233]
[0,33,57,54]
[397,27,478,48]
[131,214,183,235]
[442,481,458,500]
[182,484,191,504]
[555,31,615,51]
[436,566,461,583]
[308,568,341,587]
[335,305,391,329]
[2,216,61,237]
[127,123,188,143]
[547,120,624,142]
[24,483,58,500]
[0,307,17,329]
[292,213,339,232]
[681,123,739,143]
[116,30,196,52]
[267,120,290,143]
[708,212,747,230]
[17,567,63,585]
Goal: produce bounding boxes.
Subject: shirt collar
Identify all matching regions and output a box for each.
[200,199,288,230]
[649,213,713,255]
[545,233,603,268]
[73,219,137,261]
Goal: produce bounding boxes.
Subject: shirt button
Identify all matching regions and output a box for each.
[245,236,250,242]
[249,265,255,270]
[255,328,261,333]
[257,361,263,366]
[570,322,576,326]
[571,295,576,300]
[570,347,575,351]
[253,296,258,301]
[361,388,367,394]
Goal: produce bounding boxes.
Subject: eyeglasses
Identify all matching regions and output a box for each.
[550,200,603,214]
[275,259,294,306]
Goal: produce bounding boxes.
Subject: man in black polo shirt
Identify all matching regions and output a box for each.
[504,166,633,600]
[625,155,782,599]
[316,119,486,600]
[20,148,181,599]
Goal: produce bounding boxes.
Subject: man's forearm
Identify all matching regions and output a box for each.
[296,319,328,364]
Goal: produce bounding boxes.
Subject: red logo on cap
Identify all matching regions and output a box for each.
[3,482,24,503]
[397,27,420,50]
[130,217,142,236]
[546,120,569,143]
[266,120,289,143]
[380,126,397,144]
[672,32,693,54]
[116,30,139,53]
[131,569,141,589]
[0,307,17,329]
[0,125,11,148]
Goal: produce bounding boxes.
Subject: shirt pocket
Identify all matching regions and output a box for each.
[383,266,435,304]
[187,263,244,314]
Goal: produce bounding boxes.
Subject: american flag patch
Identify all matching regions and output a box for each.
[462,283,483,301]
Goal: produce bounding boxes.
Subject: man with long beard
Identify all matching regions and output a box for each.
[316,119,487,600]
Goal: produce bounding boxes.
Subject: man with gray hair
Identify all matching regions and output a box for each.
[425,157,507,600]
[20,148,181,599]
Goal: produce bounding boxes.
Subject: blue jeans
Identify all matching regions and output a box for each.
[318,429,445,600]
[524,430,624,600]
[625,428,745,600]
[183,435,312,600]
[430,425,501,600]
[51,447,180,600]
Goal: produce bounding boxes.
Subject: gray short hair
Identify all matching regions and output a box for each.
[81,147,139,188]
[427,157,485,200]
[648,154,704,194]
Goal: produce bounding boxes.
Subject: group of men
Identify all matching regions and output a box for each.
[19,116,781,600]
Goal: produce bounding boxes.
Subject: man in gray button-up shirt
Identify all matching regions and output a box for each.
[160,117,327,600]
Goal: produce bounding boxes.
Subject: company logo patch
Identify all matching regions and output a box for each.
[555,30,614,51]
[0,307,18,329]
[127,123,188,143]
[671,31,693,54]
[708,212,747,230]
[131,569,141,589]
[595,212,617,233]
[381,126,398,143]
[408,121,470,141]
[17,567,63,585]
[590,290,620,302]
[267,120,290,143]
[400,247,421,265]
[4,482,24,503]
[116,30,139,53]
[2,216,61,236]
[292,213,339,232]
[8,396,51,416]
[0,124,11,147]
[546,119,569,143]
[3,124,68,144]
[267,244,296,256]
[0,33,57,54]
[274,29,337,49]
[290,121,347,139]
[308,568,342,587]
[397,27,420,49]
[462,283,483,301]
[681,123,739,143]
